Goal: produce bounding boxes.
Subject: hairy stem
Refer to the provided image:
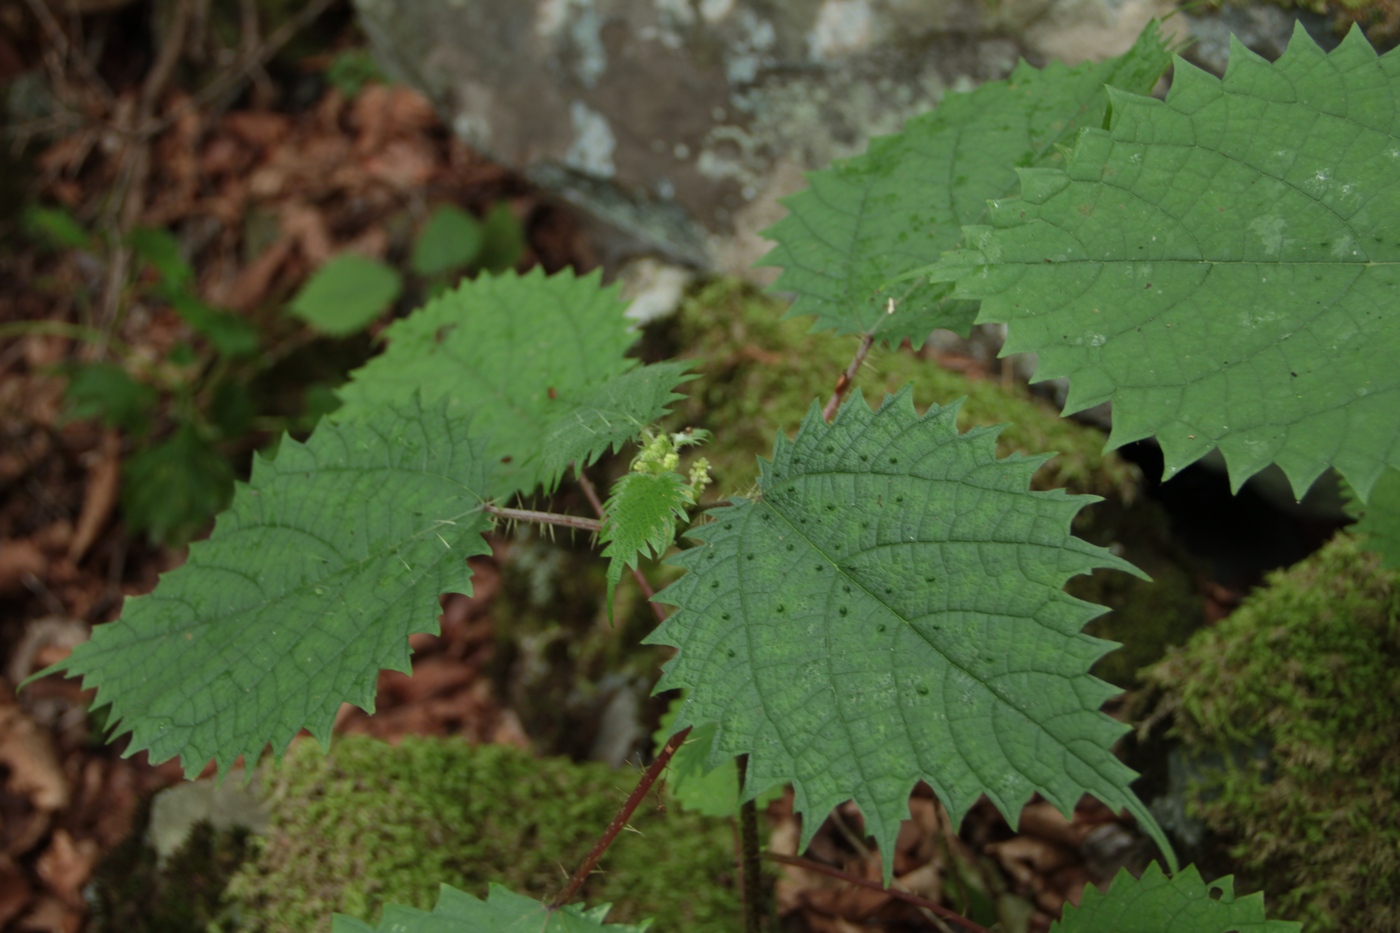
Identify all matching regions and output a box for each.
[482,504,602,533]
[737,755,765,933]
[552,726,691,909]
[765,853,994,933]
[821,331,877,423]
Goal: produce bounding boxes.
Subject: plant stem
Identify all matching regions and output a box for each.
[482,503,602,533]
[737,755,765,933]
[765,853,995,933]
[822,330,877,423]
[551,726,691,909]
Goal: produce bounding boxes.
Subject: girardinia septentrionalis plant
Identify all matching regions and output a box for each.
[30,18,1399,931]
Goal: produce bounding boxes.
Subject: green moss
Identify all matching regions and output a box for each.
[1141,534,1400,930]
[227,735,743,932]
[663,279,1139,502]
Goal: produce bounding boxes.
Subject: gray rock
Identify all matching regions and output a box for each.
[353,0,1171,276]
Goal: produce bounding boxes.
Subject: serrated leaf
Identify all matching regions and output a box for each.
[337,269,688,496]
[647,386,1170,883]
[412,204,484,277]
[602,470,693,620]
[759,24,1171,347]
[123,424,235,547]
[1345,466,1400,568]
[332,883,649,933]
[539,361,697,487]
[936,26,1400,499]
[1052,863,1300,932]
[47,396,495,777]
[290,254,403,337]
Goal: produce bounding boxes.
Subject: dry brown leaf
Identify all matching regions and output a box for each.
[0,854,31,929]
[0,541,45,596]
[34,831,96,908]
[0,705,69,812]
[16,893,81,933]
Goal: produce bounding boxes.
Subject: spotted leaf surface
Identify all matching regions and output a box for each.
[648,387,1169,882]
[46,397,494,777]
[935,27,1400,498]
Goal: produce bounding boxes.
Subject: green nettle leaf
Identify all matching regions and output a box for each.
[412,204,484,277]
[935,26,1400,499]
[601,470,693,619]
[24,204,93,251]
[332,883,649,933]
[48,397,495,776]
[289,254,403,337]
[539,361,697,486]
[131,226,196,289]
[647,387,1170,882]
[1346,467,1400,568]
[337,270,688,496]
[1051,864,1300,932]
[759,25,1171,347]
[123,424,235,547]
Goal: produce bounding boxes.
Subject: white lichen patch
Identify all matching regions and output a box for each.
[566,100,617,177]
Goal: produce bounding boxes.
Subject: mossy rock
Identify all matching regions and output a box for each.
[1140,534,1400,931]
[657,278,1140,503]
[227,735,744,932]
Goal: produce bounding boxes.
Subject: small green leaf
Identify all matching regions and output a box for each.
[1051,863,1300,932]
[289,255,403,337]
[24,205,93,251]
[131,227,195,289]
[760,24,1171,347]
[168,293,260,358]
[935,26,1400,499]
[1345,467,1400,569]
[326,48,386,98]
[208,380,256,438]
[50,396,496,776]
[411,204,484,276]
[338,269,686,497]
[539,361,697,487]
[648,387,1170,883]
[602,470,693,620]
[654,695,782,817]
[477,203,525,273]
[123,424,234,546]
[333,883,649,932]
[63,362,158,434]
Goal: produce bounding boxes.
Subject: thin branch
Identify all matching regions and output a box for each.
[552,726,691,909]
[482,504,602,534]
[821,328,878,423]
[765,852,995,933]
